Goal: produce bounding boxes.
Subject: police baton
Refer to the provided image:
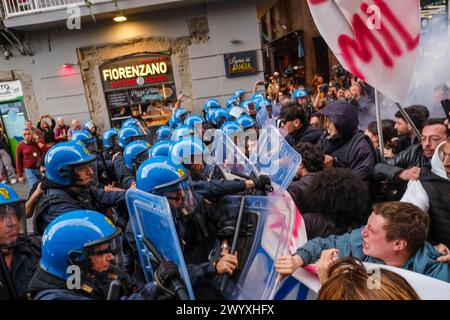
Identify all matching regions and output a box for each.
[219,195,246,294]
[142,236,190,301]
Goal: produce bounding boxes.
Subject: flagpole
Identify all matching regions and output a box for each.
[395,102,422,140]
[375,89,385,162]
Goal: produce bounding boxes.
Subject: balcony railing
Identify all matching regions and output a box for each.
[1,0,111,18]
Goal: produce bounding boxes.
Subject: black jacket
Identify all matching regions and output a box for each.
[33,179,126,236]
[287,173,318,214]
[285,125,322,147]
[419,168,450,247]
[318,101,376,182]
[373,144,430,183]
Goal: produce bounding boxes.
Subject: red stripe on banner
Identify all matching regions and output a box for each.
[308,0,328,5]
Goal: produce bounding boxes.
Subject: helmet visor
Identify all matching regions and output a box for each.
[161,179,197,217]
[0,201,26,249]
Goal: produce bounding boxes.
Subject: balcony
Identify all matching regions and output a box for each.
[1,0,110,18]
[0,0,210,30]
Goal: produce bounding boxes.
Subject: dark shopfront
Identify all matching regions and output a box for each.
[100,52,177,129]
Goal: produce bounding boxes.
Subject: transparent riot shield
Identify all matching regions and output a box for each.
[256,104,275,129]
[249,125,302,196]
[125,188,195,299]
[219,194,296,300]
[207,129,259,180]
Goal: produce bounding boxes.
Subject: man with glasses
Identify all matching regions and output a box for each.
[374,119,448,199]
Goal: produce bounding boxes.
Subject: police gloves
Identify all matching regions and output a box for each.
[216,219,237,241]
[155,261,181,288]
[252,174,273,191]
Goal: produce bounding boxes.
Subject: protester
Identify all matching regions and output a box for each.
[53,117,70,143]
[67,118,82,139]
[25,120,43,140]
[16,128,48,190]
[275,201,450,282]
[365,120,397,162]
[37,115,56,147]
[392,105,429,154]
[0,125,16,184]
[317,256,420,300]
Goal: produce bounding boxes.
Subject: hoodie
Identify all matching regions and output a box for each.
[318,100,375,181]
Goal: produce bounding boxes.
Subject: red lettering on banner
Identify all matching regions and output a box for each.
[337,0,419,80]
[308,0,328,5]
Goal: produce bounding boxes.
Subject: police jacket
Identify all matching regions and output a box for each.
[7,237,41,299]
[33,178,126,236]
[373,144,429,183]
[28,265,158,300]
[113,154,135,189]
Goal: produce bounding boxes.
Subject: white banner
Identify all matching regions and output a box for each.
[307,0,421,102]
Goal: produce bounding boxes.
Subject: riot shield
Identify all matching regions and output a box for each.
[219,194,296,300]
[256,104,275,129]
[249,125,302,196]
[207,130,259,180]
[125,189,195,299]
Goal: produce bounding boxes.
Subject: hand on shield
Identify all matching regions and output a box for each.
[215,249,238,276]
[155,261,181,289]
[251,174,272,191]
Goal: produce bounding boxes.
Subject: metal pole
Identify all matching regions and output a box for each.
[374,89,385,162]
[395,102,422,139]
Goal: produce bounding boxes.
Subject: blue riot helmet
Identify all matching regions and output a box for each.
[171,124,194,141]
[252,92,266,103]
[256,98,273,117]
[226,97,239,109]
[175,107,189,125]
[210,108,227,128]
[241,99,257,117]
[124,140,151,174]
[83,120,97,134]
[45,141,96,186]
[169,137,208,174]
[203,99,221,114]
[136,156,197,217]
[226,104,248,122]
[168,115,177,129]
[118,126,146,148]
[293,88,310,107]
[236,114,257,131]
[155,125,172,142]
[71,129,97,154]
[40,210,122,280]
[0,183,26,249]
[184,114,204,129]
[220,121,243,135]
[150,140,172,157]
[122,118,140,129]
[234,89,246,102]
[102,128,119,149]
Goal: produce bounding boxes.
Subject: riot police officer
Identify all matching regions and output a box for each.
[135,157,239,298]
[28,210,177,300]
[33,141,126,236]
[0,183,40,299]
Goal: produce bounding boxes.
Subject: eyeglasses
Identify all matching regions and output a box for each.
[420,136,446,143]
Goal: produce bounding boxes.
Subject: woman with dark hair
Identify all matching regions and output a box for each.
[303,168,370,239]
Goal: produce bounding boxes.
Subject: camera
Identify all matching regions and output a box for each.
[332,64,347,79]
[320,83,329,93]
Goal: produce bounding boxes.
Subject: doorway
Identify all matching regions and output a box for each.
[0,100,28,162]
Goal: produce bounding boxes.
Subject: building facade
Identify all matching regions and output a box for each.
[0,0,266,138]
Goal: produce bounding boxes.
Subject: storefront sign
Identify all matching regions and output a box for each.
[224,50,258,78]
[0,80,23,102]
[100,54,174,91]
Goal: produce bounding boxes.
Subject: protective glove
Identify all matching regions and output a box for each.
[155,261,181,288]
[252,174,273,191]
[216,220,237,241]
